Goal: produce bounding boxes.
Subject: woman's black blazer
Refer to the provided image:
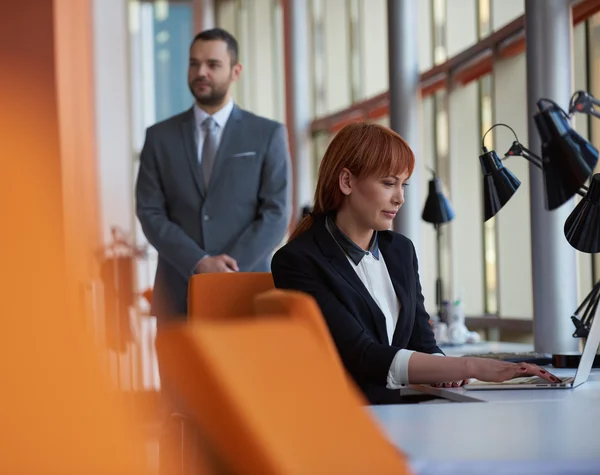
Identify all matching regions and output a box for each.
[271,214,442,404]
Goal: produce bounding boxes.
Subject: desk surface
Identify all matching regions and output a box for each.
[371,397,600,475]
[379,350,600,475]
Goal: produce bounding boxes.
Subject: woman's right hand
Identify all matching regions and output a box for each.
[465,358,561,384]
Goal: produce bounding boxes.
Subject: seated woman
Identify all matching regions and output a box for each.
[271,122,559,405]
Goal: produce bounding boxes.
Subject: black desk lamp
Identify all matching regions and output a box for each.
[422,169,455,319]
[478,120,595,221]
[559,91,600,338]
[533,95,599,210]
[478,90,600,339]
[563,174,600,338]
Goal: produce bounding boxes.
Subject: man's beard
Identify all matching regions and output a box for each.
[190,80,229,107]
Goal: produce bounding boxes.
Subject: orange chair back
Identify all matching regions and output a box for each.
[188,272,274,320]
[253,289,341,367]
[254,289,366,402]
[156,318,411,475]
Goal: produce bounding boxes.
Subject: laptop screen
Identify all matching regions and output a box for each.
[573,303,600,386]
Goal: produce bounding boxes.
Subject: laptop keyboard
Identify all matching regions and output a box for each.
[466,376,572,387]
[508,376,554,384]
[507,376,569,384]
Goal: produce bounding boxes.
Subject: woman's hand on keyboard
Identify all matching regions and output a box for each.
[466,358,561,384]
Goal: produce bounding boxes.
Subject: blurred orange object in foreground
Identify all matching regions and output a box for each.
[0,2,147,473]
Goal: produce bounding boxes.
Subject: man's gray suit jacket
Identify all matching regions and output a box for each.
[135,105,291,319]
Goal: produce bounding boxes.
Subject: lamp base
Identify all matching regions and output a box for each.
[552,353,600,369]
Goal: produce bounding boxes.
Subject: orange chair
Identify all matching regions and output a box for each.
[172,271,274,472]
[188,272,274,320]
[253,289,357,390]
[156,318,412,475]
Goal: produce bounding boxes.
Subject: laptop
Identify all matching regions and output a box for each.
[464,303,600,391]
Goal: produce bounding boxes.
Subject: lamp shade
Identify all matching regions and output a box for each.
[564,174,600,253]
[480,149,521,221]
[422,178,455,225]
[534,103,599,210]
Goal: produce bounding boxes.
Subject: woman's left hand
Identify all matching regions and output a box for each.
[430,379,470,388]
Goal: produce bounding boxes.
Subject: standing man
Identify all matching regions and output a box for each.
[136,28,291,321]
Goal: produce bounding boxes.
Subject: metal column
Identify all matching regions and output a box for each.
[525,0,579,354]
[283,0,312,223]
[387,0,422,256]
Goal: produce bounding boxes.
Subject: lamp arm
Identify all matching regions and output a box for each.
[582,284,600,328]
[504,142,547,172]
[515,145,544,169]
[570,91,600,119]
[517,144,588,197]
[571,280,600,338]
[576,280,600,316]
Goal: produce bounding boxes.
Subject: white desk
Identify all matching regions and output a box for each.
[370,399,600,475]
[378,341,600,473]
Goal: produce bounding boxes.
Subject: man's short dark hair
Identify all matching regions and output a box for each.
[192,28,239,66]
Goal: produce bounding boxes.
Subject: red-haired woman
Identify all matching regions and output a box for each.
[272,122,558,404]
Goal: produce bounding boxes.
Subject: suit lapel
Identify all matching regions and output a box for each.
[313,216,390,344]
[206,105,243,192]
[180,108,206,197]
[379,235,411,346]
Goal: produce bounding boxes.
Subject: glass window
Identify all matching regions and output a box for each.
[323,0,352,113]
[359,0,388,96]
[129,1,193,148]
[152,2,194,122]
[478,0,491,38]
[588,13,600,159]
[432,0,447,65]
[214,0,284,120]
[374,115,390,127]
[493,53,532,319]
[491,0,523,31]
[310,0,327,117]
[588,13,600,284]
[431,1,450,308]
[573,21,594,303]
[129,0,194,285]
[448,79,485,316]
[348,0,363,102]
[434,89,451,304]
[446,0,477,57]
[419,98,438,315]
[128,0,194,391]
[418,0,433,72]
[479,74,498,314]
[271,0,286,123]
[215,0,240,103]
[234,0,251,108]
[311,130,332,190]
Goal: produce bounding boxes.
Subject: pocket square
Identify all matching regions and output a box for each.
[231,151,256,158]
